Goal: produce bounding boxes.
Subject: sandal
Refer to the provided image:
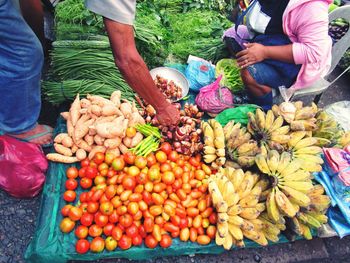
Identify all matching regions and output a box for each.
[7,124,54,148]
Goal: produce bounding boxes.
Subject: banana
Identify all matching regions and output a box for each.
[279,159,301,177]
[237,156,256,168]
[217,221,228,238]
[267,150,280,174]
[216,148,226,157]
[280,185,311,207]
[270,116,284,132]
[282,170,311,182]
[223,121,235,141]
[250,219,264,230]
[270,134,291,144]
[313,137,332,147]
[237,174,256,199]
[255,154,271,174]
[294,154,323,164]
[204,154,217,164]
[271,125,290,136]
[214,137,225,150]
[266,189,281,222]
[276,152,292,174]
[226,192,240,207]
[241,219,255,231]
[239,207,261,220]
[242,229,261,241]
[275,188,298,217]
[309,195,331,211]
[297,212,321,229]
[293,101,303,110]
[237,141,258,155]
[256,108,266,131]
[228,223,244,240]
[222,181,235,202]
[294,146,322,155]
[218,212,229,223]
[281,181,314,193]
[308,184,325,196]
[294,137,318,150]
[215,157,227,166]
[272,104,280,117]
[216,231,225,246]
[223,233,234,250]
[300,223,313,240]
[255,203,266,212]
[295,107,317,120]
[253,232,269,246]
[308,212,328,224]
[228,205,243,217]
[229,169,245,190]
[288,131,307,148]
[228,215,245,226]
[204,146,216,155]
[264,110,275,131]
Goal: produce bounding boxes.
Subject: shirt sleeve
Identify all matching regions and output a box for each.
[85,0,136,25]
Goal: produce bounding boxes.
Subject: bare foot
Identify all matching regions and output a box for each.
[9,124,53,146]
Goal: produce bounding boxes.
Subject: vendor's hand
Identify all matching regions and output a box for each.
[236,43,267,68]
[156,103,180,126]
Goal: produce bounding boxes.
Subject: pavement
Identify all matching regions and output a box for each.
[0,69,349,263]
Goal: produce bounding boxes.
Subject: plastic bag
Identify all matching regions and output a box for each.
[215,104,258,127]
[195,76,234,114]
[185,60,215,92]
[0,135,48,198]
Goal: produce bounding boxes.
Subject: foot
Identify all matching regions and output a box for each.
[9,124,53,146]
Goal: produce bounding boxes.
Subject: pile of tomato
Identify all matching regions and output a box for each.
[60,142,217,254]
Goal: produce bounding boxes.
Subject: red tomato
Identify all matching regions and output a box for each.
[145,235,158,249]
[79,192,88,203]
[88,224,103,237]
[155,151,167,163]
[105,185,117,200]
[132,234,143,246]
[90,237,105,253]
[60,217,75,233]
[68,207,83,221]
[91,189,104,202]
[93,152,105,165]
[76,239,90,254]
[61,204,72,217]
[66,167,79,179]
[103,223,114,236]
[128,166,140,177]
[160,234,172,248]
[109,210,119,224]
[162,171,175,185]
[160,142,172,155]
[80,178,92,189]
[107,169,117,178]
[189,157,200,167]
[75,225,88,239]
[80,158,90,168]
[87,202,99,214]
[119,214,133,228]
[112,226,123,241]
[80,213,94,227]
[124,152,136,165]
[138,225,147,238]
[148,168,160,182]
[135,156,147,169]
[78,167,86,178]
[160,163,172,173]
[126,224,138,238]
[118,235,132,250]
[99,202,114,216]
[63,190,76,202]
[122,176,136,190]
[94,213,109,227]
[136,173,147,184]
[144,217,154,233]
[85,167,98,179]
[146,153,157,167]
[79,202,88,213]
[112,157,125,171]
[105,236,118,251]
[104,153,115,165]
[168,151,179,162]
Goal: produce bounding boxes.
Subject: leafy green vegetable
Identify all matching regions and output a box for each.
[215,58,243,92]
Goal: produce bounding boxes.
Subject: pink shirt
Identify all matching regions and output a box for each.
[283,0,332,91]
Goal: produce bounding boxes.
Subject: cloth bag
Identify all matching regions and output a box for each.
[195,76,234,114]
[0,135,48,198]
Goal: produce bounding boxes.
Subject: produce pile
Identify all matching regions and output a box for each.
[154,75,183,102]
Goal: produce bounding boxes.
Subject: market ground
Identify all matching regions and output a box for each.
[1,69,350,263]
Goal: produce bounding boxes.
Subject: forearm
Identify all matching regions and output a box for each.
[264,44,295,63]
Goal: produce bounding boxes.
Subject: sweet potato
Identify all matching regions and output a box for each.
[123,137,132,148]
[76,140,92,152]
[94,116,117,125]
[87,94,113,107]
[54,143,73,157]
[102,104,121,116]
[70,94,81,126]
[106,147,120,157]
[46,153,78,163]
[129,112,145,127]
[110,90,121,108]
[74,118,94,142]
[62,136,74,148]
[120,101,132,118]
[130,132,143,147]
[80,98,91,108]
[60,112,69,120]
[94,134,105,146]
[90,104,102,117]
[71,144,78,154]
[76,149,87,160]
[104,138,121,149]
[66,116,74,137]
[88,146,106,160]
[54,133,69,144]
[84,134,94,146]
[96,116,125,139]
[119,143,129,155]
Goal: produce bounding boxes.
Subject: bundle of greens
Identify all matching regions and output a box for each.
[215,58,243,92]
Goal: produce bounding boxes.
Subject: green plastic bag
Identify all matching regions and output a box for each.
[215,105,259,127]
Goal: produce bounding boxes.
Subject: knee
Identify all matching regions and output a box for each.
[240,69,258,89]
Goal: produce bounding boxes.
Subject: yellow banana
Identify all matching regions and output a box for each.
[282,170,311,182]
[214,137,225,149]
[216,148,226,157]
[204,154,217,164]
[294,137,318,150]
[228,214,245,226]
[229,169,245,190]
[280,185,311,206]
[237,156,256,168]
[222,181,235,202]
[275,188,298,217]
[223,233,234,250]
[239,207,261,220]
[294,146,322,155]
[218,212,229,223]
[267,150,280,174]
[300,223,313,240]
[270,134,291,144]
[276,151,291,174]
[288,131,307,148]
[228,205,243,216]
[264,110,275,131]
[281,181,314,193]
[255,108,266,131]
[266,189,281,222]
[308,184,325,196]
[204,146,216,155]
[269,116,284,132]
[217,221,228,238]
[279,159,301,177]
[271,125,290,136]
[255,154,271,174]
[228,223,244,241]
[216,231,226,246]
[242,229,261,241]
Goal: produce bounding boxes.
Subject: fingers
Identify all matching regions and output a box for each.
[236,55,249,63]
[236,49,248,58]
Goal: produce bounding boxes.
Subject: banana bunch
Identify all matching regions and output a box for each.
[247,108,290,152]
[209,167,271,249]
[272,101,318,131]
[224,121,260,168]
[287,131,323,172]
[289,184,331,240]
[258,213,286,243]
[313,111,344,147]
[202,119,226,169]
[255,150,314,222]
[339,131,350,148]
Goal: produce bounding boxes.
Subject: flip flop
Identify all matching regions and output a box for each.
[7,124,54,148]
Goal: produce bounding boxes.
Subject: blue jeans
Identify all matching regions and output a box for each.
[0,0,43,134]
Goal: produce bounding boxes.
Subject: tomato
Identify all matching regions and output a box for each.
[68,207,83,221]
[89,224,103,237]
[160,234,172,248]
[122,176,136,190]
[144,217,154,233]
[124,152,136,165]
[138,225,147,238]
[61,204,72,217]
[63,190,76,202]
[189,157,200,167]
[103,223,114,237]
[152,224,162,242]
[119,235,132,250]
[100,201,114,216]
[173,167,183,179]
[180,228,190,242]
[111,226,123,241]
[168,151,179,162]
[209,213,217,224]
[162,171,175,185]
[80,213,94,227]
[66,167,79,179]
[60,217,75,233]
[91,189,104,202]
[76,239,90,254]
[148,167,160,182]
[190,227,198,242]
[206,225,216,239]
[90,237,105,253]
[93,213,108,228]
[119,214,133,228]
[87,202,99,214]
[179,218,188,229]
[78,167,86,178]
[107,210,118,224]
[132,234,143,246]
[126,224,138,238]
[65,178,78,190]
[89,161,98,168]
[160,142,172,155]
[160,163,172,173]
[93,152,105,165]
[128,166,140,177]
[94,175,106,186]
[146,153,157,167]
[197,235,211,245]
[145,235,158,249]
[85,167,98,179]
[127,202,139,215]
[75,225,88,239]
[135,172,147,185]
[163,223,179,233]
[80,158,90,168]
[80,177,92,189]
[134,156,147,169]
[155,151,167,163]
[112,157,125,171]
[104,185,117,200]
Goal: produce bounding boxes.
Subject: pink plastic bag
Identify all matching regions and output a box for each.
[0,135,48,198]
[195,75,234,114]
